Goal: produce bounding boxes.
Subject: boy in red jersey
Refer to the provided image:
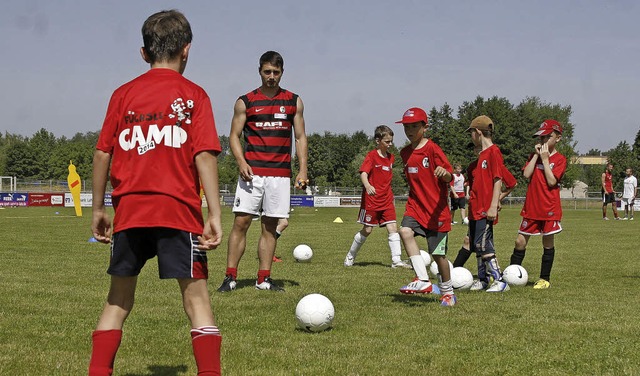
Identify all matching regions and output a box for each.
[89,10,223,376]
[509,120,567,289]
[453,144,517,290]
[218,51,308,292]
[466,115,510,292]
[344,125,411,269]
[601,163,620,220]
[395,107,457,307]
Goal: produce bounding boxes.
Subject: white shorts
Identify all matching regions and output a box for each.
[622,197,635,208]
[232,176,290,218]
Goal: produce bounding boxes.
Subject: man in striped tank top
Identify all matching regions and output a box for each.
[218,51,308,293]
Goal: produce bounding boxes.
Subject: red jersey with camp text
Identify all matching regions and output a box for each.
[96,68,221,234]
[360,149,395,211]
[604,170,613,193]
[520,152,567,220]
[401,140,452,232]
[468,145,504,221]
[240,88,298,177]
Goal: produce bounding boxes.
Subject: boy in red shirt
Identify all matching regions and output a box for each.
[90,10,223,375]
[395,107,457,306]
[601,163,620,220]
[466,115,510,292]
[345,125,411,269]
[509,120,567,289]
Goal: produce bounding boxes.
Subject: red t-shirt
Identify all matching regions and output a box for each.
[603,170,614,193]
[360,149,395,211]
[502,166,517,190]
[96,68,221,234]
[520,152,567,220]
[401,140,452,232]
[468,145,504,221]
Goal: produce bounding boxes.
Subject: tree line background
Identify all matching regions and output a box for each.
[2,95,640,195]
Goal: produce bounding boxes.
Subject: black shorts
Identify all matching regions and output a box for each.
[108,228,208,279]
[451,197,466,210]
[468,218,495,256]
[401,216,448,256]
[602,192,616,204]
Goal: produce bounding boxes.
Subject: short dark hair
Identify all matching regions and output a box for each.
[259,51,284,70]
[374,125,393,140]
[142,10,192,64]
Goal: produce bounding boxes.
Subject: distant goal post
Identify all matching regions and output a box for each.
[0,176,17,192]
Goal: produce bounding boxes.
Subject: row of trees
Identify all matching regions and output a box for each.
[2,95,640,194]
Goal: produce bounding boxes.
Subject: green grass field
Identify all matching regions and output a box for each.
[1,206,639,375]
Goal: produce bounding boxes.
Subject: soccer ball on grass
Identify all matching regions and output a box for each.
[450,267,474,290]
[293,244,313,262]
[502,264,528,286]
[295,293,335,332]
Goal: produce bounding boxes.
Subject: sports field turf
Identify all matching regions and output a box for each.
[1,206,638,375]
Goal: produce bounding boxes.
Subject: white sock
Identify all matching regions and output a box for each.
[348,232,367,256]
[388,232,402,263]
[409,255,429,281]
[440,279,454,295]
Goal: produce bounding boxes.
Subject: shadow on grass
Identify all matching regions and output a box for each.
[225,278,301,290]
[351,261,388,268]
[123,364,187,376]
[389,293,441,306]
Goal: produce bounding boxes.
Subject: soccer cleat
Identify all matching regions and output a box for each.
[469,280,488,291]
[631,217,635,221]
[391,260,413,269]
[273,255,283,262]
[622,217,628,220]
[440,294,457,307]
[533,279,550,289]
[603,217,609,220]
[400,278,433,294]
[217,275,237,293]
[486,280,510,292]
[255,277,285,292]
[344,253,355,267]
[451,221,458,225]
[615,217,621,220]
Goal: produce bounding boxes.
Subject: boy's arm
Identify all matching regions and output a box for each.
[539,144,558,187]
[361,171,375,195]
[229,98,252,181]
[195,150,222,250]
[91,150,112,243]
[293,96,309,189]
[486,178,502,221]
[523,154,537,180]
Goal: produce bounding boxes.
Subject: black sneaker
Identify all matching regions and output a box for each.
[255,277,284,292]
[217,275,237,292]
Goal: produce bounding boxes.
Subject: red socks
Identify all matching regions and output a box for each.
[191,326,222,375]
[225,268,237,279]
[89,329,122,376]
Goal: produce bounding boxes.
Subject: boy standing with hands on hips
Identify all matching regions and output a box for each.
[90,10,223,375]
[396,107,457,307]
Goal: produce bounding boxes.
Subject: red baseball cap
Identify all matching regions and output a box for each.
[533,119,563,137]
[395,107,428,125]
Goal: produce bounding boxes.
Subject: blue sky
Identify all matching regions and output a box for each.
[1,1,638,154]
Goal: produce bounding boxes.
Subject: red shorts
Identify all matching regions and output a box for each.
[518,218,562,236]
[357,207,396,227]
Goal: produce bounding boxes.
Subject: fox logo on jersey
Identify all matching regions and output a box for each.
[422,157,430,168]
[482,160,488,169]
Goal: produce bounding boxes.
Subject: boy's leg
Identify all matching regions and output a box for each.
[255,216,284,291]
[179,278,221,376]
[511,233,529,265]
[452,235,472,267]
[386,222,409,268]
[538,235,556,286]
[90,276,137,376]
[345,226,371,265]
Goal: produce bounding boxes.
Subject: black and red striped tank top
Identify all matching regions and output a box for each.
[240,88,298,177]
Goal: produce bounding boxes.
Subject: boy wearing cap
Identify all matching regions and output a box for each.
[510,120,566,289]
[395,107,457,307]
[466,115,510,292]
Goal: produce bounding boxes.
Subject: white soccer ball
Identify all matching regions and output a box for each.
[419,250,431,266]
[429,259,454,278]
[450,267,474,290]
[295,293,335,332]
[293,244,313,262]
[502,264,528,286]
[463,217,469,225]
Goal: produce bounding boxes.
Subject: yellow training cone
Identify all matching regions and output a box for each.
[67,160,82,217]
[333,217,343,223]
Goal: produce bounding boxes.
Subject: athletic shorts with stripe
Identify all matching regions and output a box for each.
[357,207,396,227]
[518,218,562,236]
[232,175,290,218]
[108,228,208,279]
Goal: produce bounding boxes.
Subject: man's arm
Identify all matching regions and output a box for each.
[91,150,112,243]
[601,172,607,192]
[229,98,252,181]
[293,96,308,189]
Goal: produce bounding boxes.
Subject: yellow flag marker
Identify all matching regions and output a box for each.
[67,160,82,217]
[333,217,343,223]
